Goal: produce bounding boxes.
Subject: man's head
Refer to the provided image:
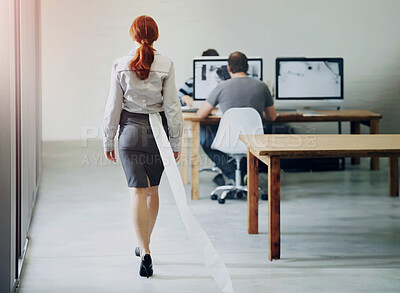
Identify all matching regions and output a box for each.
[202,49,219,56]
[228,51,248,74]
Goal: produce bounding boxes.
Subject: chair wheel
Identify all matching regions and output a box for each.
[236,191,245,199]
[261,193,268,201]
[218,198,226,204]
[210,194,218,200]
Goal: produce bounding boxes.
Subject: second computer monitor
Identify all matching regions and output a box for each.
[193,57,263,100]
[274,57,344,110]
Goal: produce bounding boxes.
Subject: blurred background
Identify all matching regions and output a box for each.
[41,0,400,141]
[1,0,400,292]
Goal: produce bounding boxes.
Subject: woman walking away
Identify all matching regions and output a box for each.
[103,15,183,278]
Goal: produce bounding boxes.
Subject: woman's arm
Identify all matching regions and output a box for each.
[162,62,183,153]
[103,61,123,159]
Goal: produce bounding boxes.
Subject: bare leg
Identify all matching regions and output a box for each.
[129,186,150,256]
[147,181,159,241]
[130,175,160,257]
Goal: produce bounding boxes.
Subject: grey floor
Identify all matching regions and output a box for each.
[18,141,400,293]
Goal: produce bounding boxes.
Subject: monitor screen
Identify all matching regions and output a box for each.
[193,57,263,100]
[276,58,343,100]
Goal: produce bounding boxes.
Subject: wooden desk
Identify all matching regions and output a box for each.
[181,110,382,200]
[239,134,400,261]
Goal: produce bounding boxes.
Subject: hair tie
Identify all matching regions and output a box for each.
[141,39,149,45]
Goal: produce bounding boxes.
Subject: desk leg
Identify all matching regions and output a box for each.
[268,156,281,261]
[389,156,399,197]
[370,120,380,170]
[180,121,189,185]
[247,149,259,234]
[191,121,200,200]
[350,122,361,165]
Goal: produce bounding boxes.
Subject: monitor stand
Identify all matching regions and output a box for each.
[296,106,341,115]
[296,107,318,115]
[274,99,343,112]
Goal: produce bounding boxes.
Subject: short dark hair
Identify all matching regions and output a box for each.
[228,51,248,73]
[202,49,219,56]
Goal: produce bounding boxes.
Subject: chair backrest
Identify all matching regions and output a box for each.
[211,107,264,155]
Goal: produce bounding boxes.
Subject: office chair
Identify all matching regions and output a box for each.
[209,107,267,204]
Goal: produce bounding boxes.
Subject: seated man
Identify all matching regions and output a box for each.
[178,48,219,107]
[197,51,276,183]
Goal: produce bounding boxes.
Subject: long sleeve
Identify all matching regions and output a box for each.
[162,62,183,152]
[178,78,194,106]
[103,61,123,152]
[177,87,185,106]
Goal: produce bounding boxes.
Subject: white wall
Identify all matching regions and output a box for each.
[41,0,400,141]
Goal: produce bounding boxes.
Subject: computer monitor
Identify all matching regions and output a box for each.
[275,57,344,110]
[193,57,263,100]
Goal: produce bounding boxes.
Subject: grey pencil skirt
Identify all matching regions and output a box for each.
[118,109,169,188]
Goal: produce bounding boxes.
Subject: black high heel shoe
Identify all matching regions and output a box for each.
[139,254,153,278]
[135,246,140,257]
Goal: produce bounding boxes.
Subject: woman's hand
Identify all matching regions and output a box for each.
[181,95,194,107]
[105,150,116,162]
[173,151,180,162]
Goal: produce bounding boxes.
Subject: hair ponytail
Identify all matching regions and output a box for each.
[130,41,156,80]
[129,16,159,80]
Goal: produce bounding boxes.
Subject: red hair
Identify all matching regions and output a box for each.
[129,15,159,80]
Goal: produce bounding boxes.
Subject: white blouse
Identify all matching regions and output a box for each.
[103,49,183,152]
